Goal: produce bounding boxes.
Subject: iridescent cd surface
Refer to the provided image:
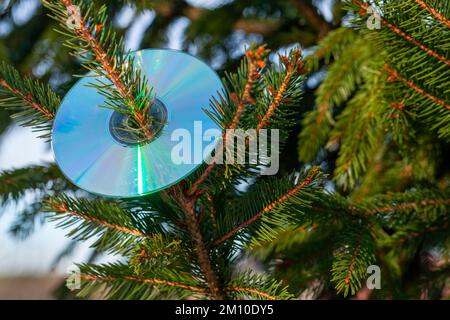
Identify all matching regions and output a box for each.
[52,49,223,198]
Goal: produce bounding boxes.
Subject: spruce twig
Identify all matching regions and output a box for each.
[353,0,450,67]
[168,185,225,299]
[0,62,59,138]
[187,45,268,197]
[48,201,147,238]
[81,274,208,294]
[384,65,450,111]
[43,0,154,140]
[257,48,303,130]
[415,0,450,28]
[0,79,54,119]
[210,167,320,248]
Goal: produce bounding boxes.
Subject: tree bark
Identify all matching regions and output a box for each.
[168,186,225,299]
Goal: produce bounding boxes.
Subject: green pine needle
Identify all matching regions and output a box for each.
[0,61,59,138]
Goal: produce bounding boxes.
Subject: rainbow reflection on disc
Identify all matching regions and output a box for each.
[52,49,223,198]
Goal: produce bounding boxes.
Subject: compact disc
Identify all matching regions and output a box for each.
[52,49,223,198]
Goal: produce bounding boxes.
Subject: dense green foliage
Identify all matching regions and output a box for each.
[0,0,448,300]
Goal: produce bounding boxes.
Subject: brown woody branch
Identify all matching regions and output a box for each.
[344,229,364,285]
[81,274,208,294]
[0,79,55,119]
[209,167,320,248]
[257,48,303,130]
[226,286,277,300]
[174,47,269,299]
[353,0,450,67]
[82,274,281,299]
[49,202,146,238]
[59,0,153,139]
[396,222,450,243]
[415,0,450,29]
[186,47,266,197]
[384,65,450,111]
[206,194,218,229]
[365,195,450,216]
[168,186,225,299]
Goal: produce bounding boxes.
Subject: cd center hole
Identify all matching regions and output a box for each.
[125,117,142,131]
[109,99,168,146]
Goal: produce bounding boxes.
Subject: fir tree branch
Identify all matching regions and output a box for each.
[225,286,277,300]
[299,28,370,163]
[81,275,282,299]
[0,79,54,119]
[61,1,131,100]
[48,200,146,238]
[313,103,329,134]
[415,0,450,29]
[353,0,450,67]
[210,167,320,248]
[393,222,449,244]
[0,164,66,203]
[364,197,450,216]
[206,194,218,229]
[187,46,267,197]
[168,186,225,299]
[251,224,320,256]
[384,65,450,111]
[307,189,450,221]
[343,229,364,287]
[77,262,209,299]
[0,62,59,137]
[331,222,375,297]
[332,78,385,190]
[43,195,162,255]
[81,274,208,294]
[185,206,224,299]
[257,48,303,130]
[43,0,154,139]
[225,271,293,300]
